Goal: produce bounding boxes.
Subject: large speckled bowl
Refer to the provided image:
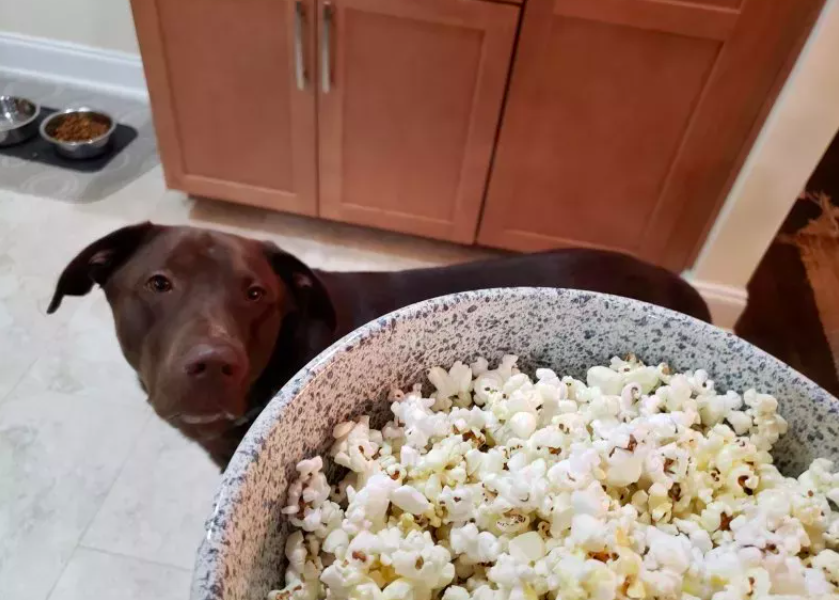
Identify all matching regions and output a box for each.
[192,288,839,600]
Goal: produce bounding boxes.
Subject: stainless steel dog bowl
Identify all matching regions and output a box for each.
[0,96,40,146]
[39,107,116,159]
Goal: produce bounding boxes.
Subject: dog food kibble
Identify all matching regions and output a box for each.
[269,355,839,600]
[51,114,109,142]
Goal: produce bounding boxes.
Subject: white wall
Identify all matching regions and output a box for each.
[0,0,139,55]
[688,0,839,328]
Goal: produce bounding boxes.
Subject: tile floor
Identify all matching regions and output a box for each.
[0,161,490,599]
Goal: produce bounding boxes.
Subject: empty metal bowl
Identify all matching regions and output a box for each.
[39,107,116,159]
[0,96,41,146]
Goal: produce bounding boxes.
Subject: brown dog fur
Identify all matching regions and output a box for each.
[49,222,710,467]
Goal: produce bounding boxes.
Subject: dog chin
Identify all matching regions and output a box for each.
[174,412,239,440]
[179,412,236,425]
[149,393,246,439]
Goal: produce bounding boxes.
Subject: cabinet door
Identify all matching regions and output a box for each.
[132,0,318,215]
[478,0,822,270]
[316,0,518,243]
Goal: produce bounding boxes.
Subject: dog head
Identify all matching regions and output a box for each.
[48,222,334,439]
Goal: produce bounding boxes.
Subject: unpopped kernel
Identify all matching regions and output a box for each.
[268,356,839,600]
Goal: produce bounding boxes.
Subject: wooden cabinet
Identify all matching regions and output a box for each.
[478,0,822,270]
[132,0,318,215]
[133,0,516,242]
[317,0,517,242]
[133,0,820,266]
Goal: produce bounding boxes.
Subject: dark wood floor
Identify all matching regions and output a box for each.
[736,241,839,397]
[735,132,839,398]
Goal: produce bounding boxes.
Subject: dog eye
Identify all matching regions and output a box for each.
[246,285,266,302]
[146,275,172,293]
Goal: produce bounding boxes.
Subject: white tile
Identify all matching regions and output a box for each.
[48,549,191,600]
[0,350,35,404]
[0,249,82,403]
[256,209,492,272]
[0,194,126,281]
[0,317,39,404]
[145,187,195,225]
[74,167,172,224]
[7,294,150,411]
[82,416,220,570]
[0,393,149,600]
[0,192,60,253]
[170,194,271,233]
[180,196,491,273]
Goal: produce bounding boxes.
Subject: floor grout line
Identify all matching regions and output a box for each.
[73,410,155,542]
[0,355,38,407]
[45,546,191,600]
[43,555,73,600]
[74,545,193,574]
[43,411,156,600]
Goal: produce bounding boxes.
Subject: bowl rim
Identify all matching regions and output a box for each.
[0,95,41,132]
[192,287,838,599]
[38,106,116,146]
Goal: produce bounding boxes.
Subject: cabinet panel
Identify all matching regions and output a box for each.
[479,0,822,269]
[487,17,719,253]
[132,0,318,215]
[317,0,518,243]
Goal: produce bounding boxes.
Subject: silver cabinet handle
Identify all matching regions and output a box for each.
[321,1,333,93]
[294,0,306,91]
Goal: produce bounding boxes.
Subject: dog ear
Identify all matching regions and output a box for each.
[47,222,160,314]
[263,242,336,332]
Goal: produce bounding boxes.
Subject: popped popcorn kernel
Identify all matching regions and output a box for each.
[268,356,839,600]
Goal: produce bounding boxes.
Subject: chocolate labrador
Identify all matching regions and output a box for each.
[48,222,710,467]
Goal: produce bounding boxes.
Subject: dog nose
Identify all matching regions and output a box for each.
[183,344,245,382]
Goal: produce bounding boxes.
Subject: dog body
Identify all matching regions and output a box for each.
[320,251,709,335]
[49,222,709,467]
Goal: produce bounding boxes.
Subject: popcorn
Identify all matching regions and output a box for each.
[429,361,473,410]
[451,523,503,564]
[570,514,607,552]
[508,532,545,563]
[344,473,398,534]
[390,530,454,587]
[587,366,623,396]
[442,587,471,600]
[509,412,538,440]
[268,356,839,600]
[331,417,382,479]
[391,485,430,515]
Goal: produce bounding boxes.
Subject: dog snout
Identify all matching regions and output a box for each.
[182,343,246,383]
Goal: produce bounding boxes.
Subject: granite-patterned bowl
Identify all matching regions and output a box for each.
[192,288,839,600]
